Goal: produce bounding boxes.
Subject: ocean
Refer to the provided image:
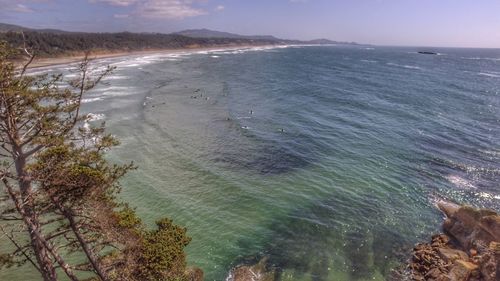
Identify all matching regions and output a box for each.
[6,45,500,280]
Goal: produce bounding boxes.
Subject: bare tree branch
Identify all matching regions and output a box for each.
[0,224,41,273]
[19,31,36,78]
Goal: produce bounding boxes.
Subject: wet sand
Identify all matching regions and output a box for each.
[25,44,282,69]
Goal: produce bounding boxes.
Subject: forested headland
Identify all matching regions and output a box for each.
[0,30,285,57]
[0,22,361,58]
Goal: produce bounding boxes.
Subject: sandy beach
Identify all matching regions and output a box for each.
[25,44,284,69]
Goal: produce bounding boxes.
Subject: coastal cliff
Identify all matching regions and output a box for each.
[409,202,499,281]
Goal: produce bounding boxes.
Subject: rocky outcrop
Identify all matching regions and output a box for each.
[418,51,438,55]
[185,267,204,281]
[409,202,499,281]
[226,257,278,281]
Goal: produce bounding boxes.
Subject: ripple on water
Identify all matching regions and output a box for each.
[12,46,499,281]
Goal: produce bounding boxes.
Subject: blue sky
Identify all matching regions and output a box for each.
[1,0,499,48]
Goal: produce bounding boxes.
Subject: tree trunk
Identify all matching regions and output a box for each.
[4,175,80,281]
[15,153,58,281]
[53,197,109,281]
[27,215,58,281]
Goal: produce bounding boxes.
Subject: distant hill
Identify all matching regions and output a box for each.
[175,29,279,41]
[173,29,365,46]
[0,23,29,32]
[305,39,337,45]
[0,22,68,34]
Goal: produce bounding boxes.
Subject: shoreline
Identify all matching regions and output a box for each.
[408,202,499,281]
[25,44,288,70]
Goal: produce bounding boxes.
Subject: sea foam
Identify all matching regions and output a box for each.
[445,174,477,189]
[387,62,421,70]
[81,97,104,103]
[478,72,500,78]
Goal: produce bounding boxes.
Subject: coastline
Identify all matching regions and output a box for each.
[25,44,287,69]
[407,202,499,281]
[2,40,494,280]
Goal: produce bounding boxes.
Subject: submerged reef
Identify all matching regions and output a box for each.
[226,202,499,281]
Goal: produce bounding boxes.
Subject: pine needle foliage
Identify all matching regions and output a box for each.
[0,41,200,281]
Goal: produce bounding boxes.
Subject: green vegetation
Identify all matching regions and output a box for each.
[0,31,281,57]
[0,41,201,281]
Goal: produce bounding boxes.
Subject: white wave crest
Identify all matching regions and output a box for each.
[478,72,500,78]
[462,57,500,61]
[103,75,128,80]
[478,192,500,200]
[445,174,476,189]
[479,149,500,157]
[387,63,421,70]
[91,86,132,97]
[81,97,103,103]
[85,113,105,122]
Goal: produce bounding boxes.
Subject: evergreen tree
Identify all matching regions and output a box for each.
[0,41,200,281]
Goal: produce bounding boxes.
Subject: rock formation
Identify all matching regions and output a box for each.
[409,202,499,281]
[226,202,499,281]
[185,267,204,281]
[226,257,277,281]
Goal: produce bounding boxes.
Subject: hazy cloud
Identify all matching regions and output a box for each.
[0,1,35,13]
[215,5,224,11]
[137,0,206,19]
[12,4,34,12]
[90,0,138,6]
[114,14,130,18]
[90,0,206,20]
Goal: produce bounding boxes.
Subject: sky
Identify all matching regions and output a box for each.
[1,0,499,48]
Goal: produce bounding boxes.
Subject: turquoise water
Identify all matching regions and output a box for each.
[4,45,500,280]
